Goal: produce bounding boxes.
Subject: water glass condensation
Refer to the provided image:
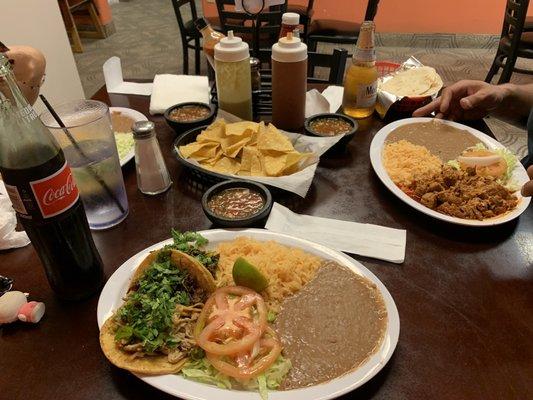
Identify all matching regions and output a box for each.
[40,100,128,230]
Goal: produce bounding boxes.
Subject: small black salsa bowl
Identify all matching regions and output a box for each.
[164,102,217,136]
[304,113,358,153]
[201,180,273,228]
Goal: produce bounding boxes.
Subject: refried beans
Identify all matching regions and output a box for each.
[386,121,479,162]
[274,261,387,390]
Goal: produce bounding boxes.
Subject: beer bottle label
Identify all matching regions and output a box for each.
[29,161,79,218]
[356,82,377,108]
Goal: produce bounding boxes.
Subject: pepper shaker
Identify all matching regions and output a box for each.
[132,121,172,195]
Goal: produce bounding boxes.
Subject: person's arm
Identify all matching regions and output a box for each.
[522,166,533,197]
[413,80,533,126]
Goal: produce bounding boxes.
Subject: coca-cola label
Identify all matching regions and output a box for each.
[30,161,79,218]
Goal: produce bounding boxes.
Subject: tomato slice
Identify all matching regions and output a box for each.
[196,286,267,356]
[207,329,282,380]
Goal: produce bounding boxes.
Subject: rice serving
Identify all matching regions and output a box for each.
[383,139,442,187]
[216,237,322,313]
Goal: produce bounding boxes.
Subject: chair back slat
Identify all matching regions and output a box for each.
[171,0,198,34]
[257,48,348,85]
[215,0,287,56]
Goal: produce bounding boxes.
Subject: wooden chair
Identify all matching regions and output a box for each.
[215,0,287,57]
[171,0,203,75]
[485,0,532,83]
[58,0,106,53]
[307,0,380,53]
[258,47,349,85]
[286,0,315,41]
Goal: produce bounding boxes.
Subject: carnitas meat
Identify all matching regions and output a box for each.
[404,166,518,220]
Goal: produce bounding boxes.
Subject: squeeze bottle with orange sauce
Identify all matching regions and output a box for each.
[271,32,307,131]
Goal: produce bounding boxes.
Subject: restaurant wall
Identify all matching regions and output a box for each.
[0,0,86,113]
[202,0,533,34]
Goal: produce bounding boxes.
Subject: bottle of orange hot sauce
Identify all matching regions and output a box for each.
[271,32,307,131]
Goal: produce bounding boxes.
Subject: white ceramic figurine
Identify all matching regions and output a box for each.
[0,291,45,324]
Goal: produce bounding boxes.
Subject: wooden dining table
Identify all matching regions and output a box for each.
[1,83,532,400]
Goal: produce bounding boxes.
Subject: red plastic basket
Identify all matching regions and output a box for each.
[376,61,401,78]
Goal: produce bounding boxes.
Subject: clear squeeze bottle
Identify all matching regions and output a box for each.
[214,31,253,121]
[271,32,307,131]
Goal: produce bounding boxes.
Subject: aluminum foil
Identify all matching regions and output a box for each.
[376,56,441,121]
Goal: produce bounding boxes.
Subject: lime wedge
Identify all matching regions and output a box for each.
[232,257,269,293]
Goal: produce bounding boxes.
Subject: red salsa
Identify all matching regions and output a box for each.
[169,105,210,122]
[208,188,265,219]
[309,117,352,136]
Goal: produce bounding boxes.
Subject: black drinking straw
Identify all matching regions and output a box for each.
[39,95,125,214]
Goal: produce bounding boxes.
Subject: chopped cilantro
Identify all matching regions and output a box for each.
[115,259,194,353]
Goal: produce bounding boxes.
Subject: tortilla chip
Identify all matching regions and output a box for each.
[196,119,226,142]
[251,152,264,176]
[179,142,219,161]
[240,145,255,172]
[257,124,294,152]
[211,157,241,175]
[225,121,258,136]
[223,136,251,158]
[263,154,288,176]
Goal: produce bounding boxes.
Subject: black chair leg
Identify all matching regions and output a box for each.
[194,38,201,75]
[308,39,318,76]
[498,52,518,84]
[485,52,501,84]
[182,40,189,75]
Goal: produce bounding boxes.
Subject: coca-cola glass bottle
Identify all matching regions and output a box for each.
[0,53,104,301]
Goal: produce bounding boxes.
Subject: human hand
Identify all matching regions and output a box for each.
[413,80,510,121]
[521,165,533,197]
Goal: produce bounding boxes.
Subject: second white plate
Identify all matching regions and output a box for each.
[369,117,531,226]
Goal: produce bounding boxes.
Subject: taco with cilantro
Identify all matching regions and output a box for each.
[100,247,217,375]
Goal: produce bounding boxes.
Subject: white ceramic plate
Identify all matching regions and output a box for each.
[97,228,400,400]
[370,117,531,226]
[110,107,147,166]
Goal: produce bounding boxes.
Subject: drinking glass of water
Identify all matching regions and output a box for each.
[40,100,129,230]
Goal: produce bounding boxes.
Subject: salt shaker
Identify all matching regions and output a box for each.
[132,121,172,195]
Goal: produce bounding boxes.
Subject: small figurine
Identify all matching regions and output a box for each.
[0,42,46,105]
[0,291,45,324]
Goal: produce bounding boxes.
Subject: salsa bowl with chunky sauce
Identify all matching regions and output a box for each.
[304,113,358,154]
[201,180,273,227]
[164,102,217,136]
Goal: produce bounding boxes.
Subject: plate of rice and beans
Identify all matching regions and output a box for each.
[97,229,399,400]
[370,117,531,226]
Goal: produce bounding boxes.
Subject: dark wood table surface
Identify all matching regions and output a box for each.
[1,85,532,400]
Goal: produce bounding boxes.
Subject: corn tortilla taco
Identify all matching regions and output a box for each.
[100,249,217,375]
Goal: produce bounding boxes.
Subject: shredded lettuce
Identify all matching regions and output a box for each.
[181,356,292,400]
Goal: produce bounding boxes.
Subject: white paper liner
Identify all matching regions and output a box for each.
[176,109,343,197]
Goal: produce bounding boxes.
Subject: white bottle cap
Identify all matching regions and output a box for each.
[272,32,307,63]
[282,12,300,26]
[214,31,250,62]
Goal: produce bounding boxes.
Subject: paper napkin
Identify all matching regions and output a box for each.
[149,74,210,115]
[265,202,406,263]
[103,57,153,96]
[0,181,30,251]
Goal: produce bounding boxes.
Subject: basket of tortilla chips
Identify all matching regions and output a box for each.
[173,115,342,197]
[376,56,443,121]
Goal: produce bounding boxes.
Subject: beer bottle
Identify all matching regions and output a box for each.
[0,53,104,301]
[342,21,378,119]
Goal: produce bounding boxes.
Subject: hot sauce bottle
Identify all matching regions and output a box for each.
[271,32,307,131]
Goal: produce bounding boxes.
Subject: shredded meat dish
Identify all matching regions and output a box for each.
[402,166,518,220]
